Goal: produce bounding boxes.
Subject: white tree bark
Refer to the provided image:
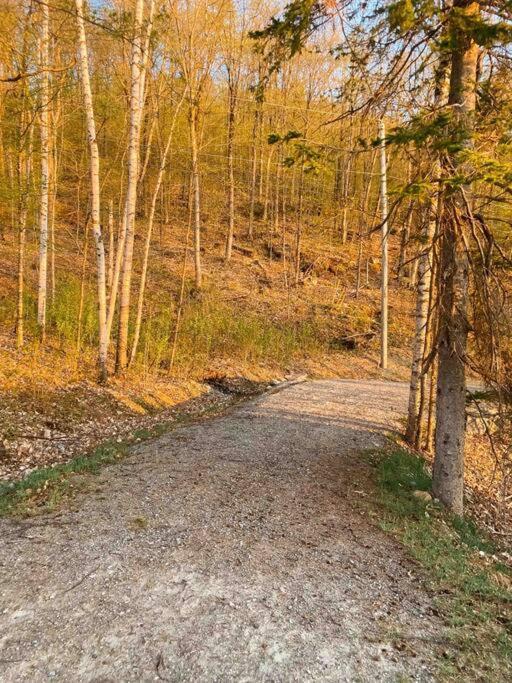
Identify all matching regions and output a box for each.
[189,102,202,289]
[115,0,146,373]
[379,120,389,370]
[37,1,50,340]
[75,0,108,382]
[224,82,237,260]
[107,199,114,294]
[405,211,435,443]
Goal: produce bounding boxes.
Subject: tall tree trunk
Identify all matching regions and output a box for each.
[37,2,50,341]
[405,209,436,442]
[115,0,145,374]
[262,146,274,222]
[293,161,304,286]
[379,120,389,370]
[406,41,451,445]
[248,101,261,240]
[75,0,109,382]
[433,0,479,515]
[16,6,32,349]
[108,199,114,294]
[169,177,193,375]
[224,85,237,260]
[189,102,202,289]
[16,128,32,349]
[355,149,377,297]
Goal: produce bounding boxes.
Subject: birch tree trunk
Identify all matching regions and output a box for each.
[108,199,114,293]
[247,101,261,240]
[379,120,389,370]
[433,0,479,514]
[405,210,435,442]
[189,102,202,289]
[37,2,50,341]
[115,0,145,374]
[293,161,304,286]
[75,0,108,382]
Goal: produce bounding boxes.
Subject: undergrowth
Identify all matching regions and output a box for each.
[2,278,331,374]
[369,448,512,681]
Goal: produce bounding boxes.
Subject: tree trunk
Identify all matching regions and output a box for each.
[293,164,304,286]
[75,0,109,382]
[248,101,261,240]
[224,85,237,260]
[405,209,435,443]
[37,2,50,341]
[189,102,202,289]
[108,199,114,294]
[433,0,479,515]
[129,91,186,365]
[115,0,145,374]
[16,11,32,349]
[379,120,389,370]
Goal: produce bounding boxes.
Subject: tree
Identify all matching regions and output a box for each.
[222,3,246,261]
[432,0,480,514]
[114,0,152,374]
[75,0,109,381]
[37,0,50,341]
[168,0,227,288]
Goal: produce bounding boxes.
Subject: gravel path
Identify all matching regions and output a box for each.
[0,379,444,682]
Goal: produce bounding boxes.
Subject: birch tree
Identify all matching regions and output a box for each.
[114,0,151,374]
[75,0,109,381]
[129,85,187,364]
[222,4,245,261]
[37,1,50,340]
[169,0,228,288]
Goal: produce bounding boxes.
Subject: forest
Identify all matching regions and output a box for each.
[1,0,512,679]
[1,0,512,517]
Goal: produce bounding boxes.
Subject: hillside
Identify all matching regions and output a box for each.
[0,211,415,480]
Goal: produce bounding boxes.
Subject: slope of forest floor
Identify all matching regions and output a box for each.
[0,223,414,481]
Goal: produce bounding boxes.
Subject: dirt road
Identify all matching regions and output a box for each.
[0,380,443,681]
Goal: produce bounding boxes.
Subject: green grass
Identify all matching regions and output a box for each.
[369,448,512,681]
[0,393,244,517]
[2,276,332,373]
[0,421,178,516]
[0,440,128,516]
[135,292,327,372]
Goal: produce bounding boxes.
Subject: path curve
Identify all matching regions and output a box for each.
[0,380,442,682]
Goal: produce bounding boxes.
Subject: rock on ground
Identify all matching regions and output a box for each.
[0,379,443,682]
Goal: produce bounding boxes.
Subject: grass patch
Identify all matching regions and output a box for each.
[0,391,247,517]
[132,292,328,372]
[369,448,512,680]
[0,423,174,517]
[0,440,128,517]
